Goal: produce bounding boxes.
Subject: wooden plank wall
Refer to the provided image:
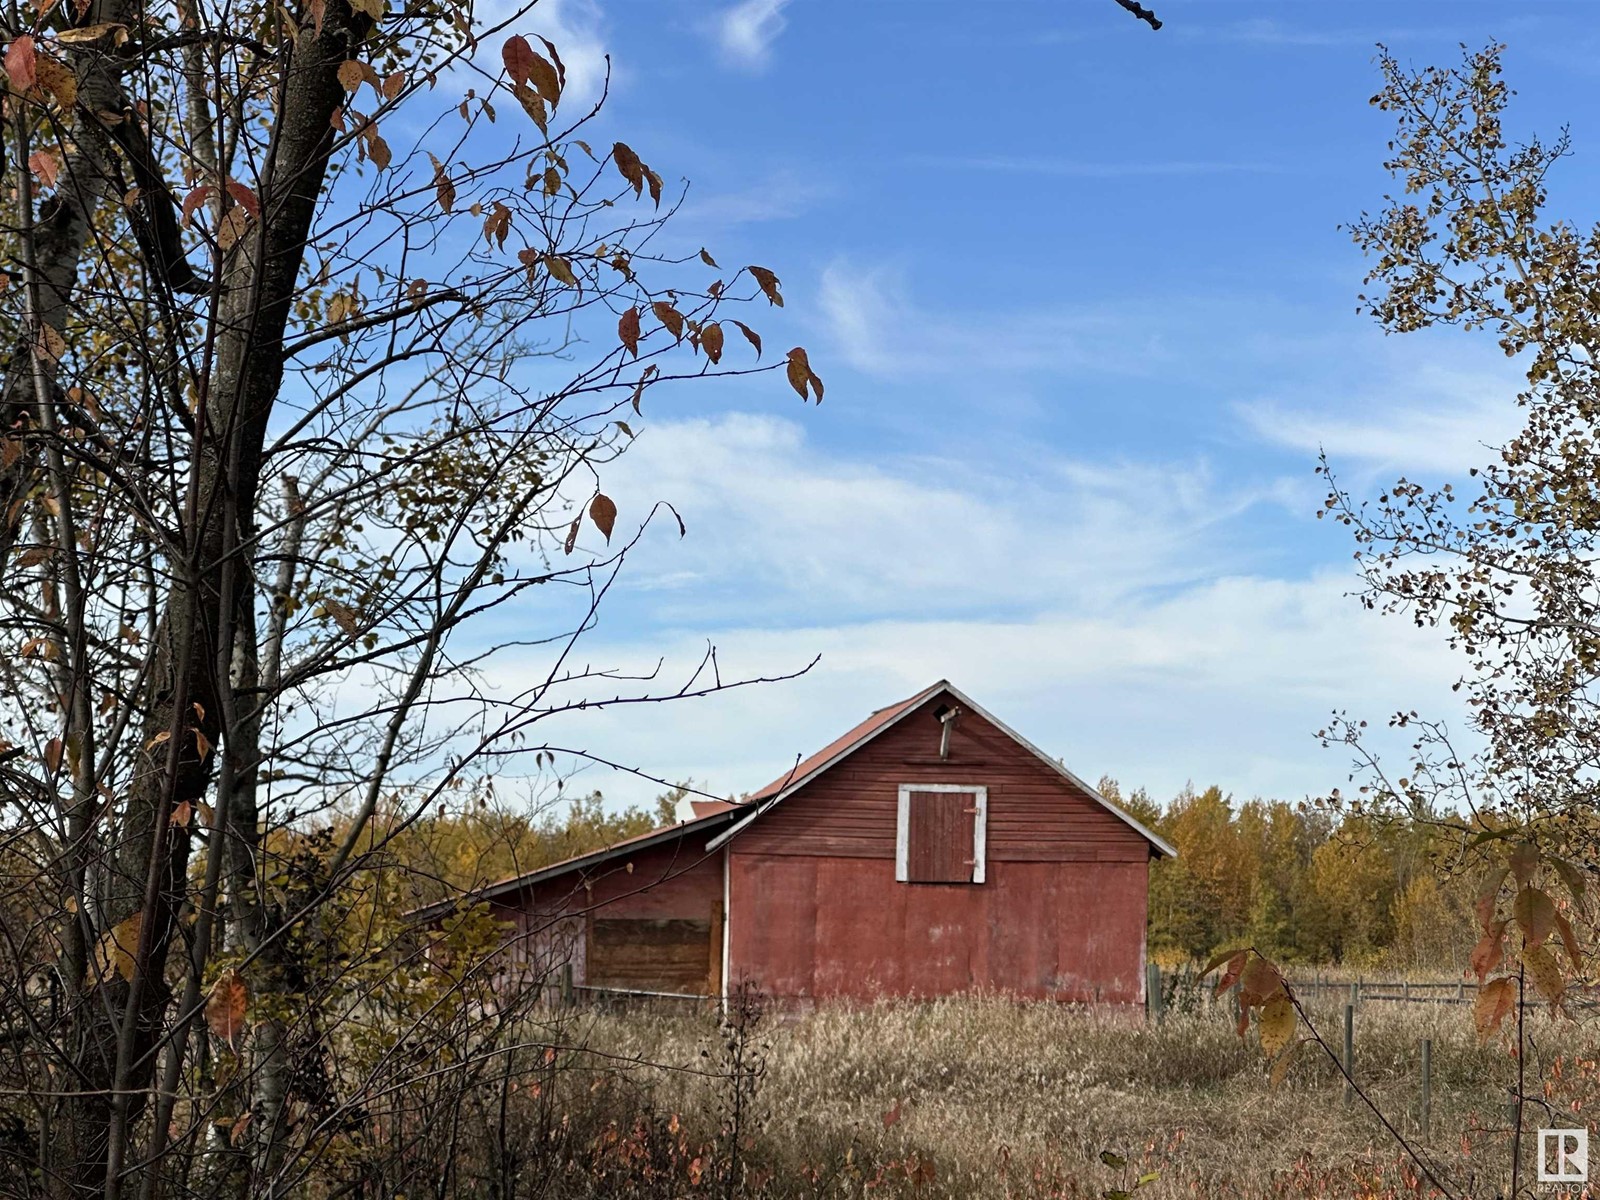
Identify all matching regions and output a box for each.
[905,790,973,882]
[505,839,725,996]
[589,918,714,993]
[729,854,1147,1002]
[727,693,1151,1002]
[732,699,1150,864]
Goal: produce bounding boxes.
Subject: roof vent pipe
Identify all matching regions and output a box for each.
[937,705,961,760]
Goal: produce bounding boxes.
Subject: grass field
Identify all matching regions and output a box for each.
[553,991,1598,1199]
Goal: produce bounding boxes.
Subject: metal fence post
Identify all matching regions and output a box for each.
[1420,1038,1432,1140]
[1344,1003,1355,1106]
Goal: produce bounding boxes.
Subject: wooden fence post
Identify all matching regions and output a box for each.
[1420,1038,1432,1140]
[1344,1003,1355,1106]
[1146,962,1163,1025]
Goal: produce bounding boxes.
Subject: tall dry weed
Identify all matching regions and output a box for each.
[553,991,1600,1198]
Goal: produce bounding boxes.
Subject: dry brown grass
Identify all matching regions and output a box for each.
[557,991,1600,1199]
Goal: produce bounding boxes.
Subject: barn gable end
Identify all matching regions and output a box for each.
[716,688,1162,864]
[715,685,1163,1003]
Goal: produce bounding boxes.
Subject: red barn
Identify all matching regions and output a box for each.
[447,681,1173,1005]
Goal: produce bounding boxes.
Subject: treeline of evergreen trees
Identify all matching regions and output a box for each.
[1104,779,1478,970]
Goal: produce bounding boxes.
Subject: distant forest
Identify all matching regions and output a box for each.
[1102,779,1476,971]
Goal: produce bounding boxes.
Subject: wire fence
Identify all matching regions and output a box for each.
[1149,963,1600,1014]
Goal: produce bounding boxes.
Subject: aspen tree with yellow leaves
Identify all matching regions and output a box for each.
[1202,44,1600,1200]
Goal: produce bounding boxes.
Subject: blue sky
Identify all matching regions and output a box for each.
[473,0,1592,811]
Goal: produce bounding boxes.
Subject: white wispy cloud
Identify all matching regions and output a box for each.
[1238,349,1526,479]
[712,0,792,70]
[478,410,1467,810]
[674,168,835,231]
[819,261,1145,378]
[506,570,1466,813]
[589,413,1289,623]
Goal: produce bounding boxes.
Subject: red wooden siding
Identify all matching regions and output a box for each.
[493,837,725,996]
[727,854,1147,1002]
[730,698,1149,864]
[725,691,1152,1003]
[905,790,974,883]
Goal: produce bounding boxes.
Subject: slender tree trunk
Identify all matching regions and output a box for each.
[50,3,366,1194]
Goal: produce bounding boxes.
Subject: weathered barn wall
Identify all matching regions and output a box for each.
[492,836,724,997]
[726,695,1150,1002]
[727,855,1146,1001]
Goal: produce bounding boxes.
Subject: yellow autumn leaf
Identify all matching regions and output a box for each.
[651,301,684,341]
[35,321,65,362]
[1258,993,1295,1059]
[543,255,577,286]
[1524,944,1565,1010]
[748,264,783,307]
[1269,1038,1304,1089]
[215,206,250,252]
[365,128,391,171]
[611,142,645,196]
[34,55,75,108]
[785,346,823,402]
[428,153,454,213]
[93,912,143,984]
[1513,885,1556,946]
[55,21,128,45]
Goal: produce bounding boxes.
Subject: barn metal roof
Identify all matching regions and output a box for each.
[406,803,746,922]
[745,681,945,802]
[705,680,1176,858]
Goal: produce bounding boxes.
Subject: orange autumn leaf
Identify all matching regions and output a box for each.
[206,969,249,1045]
[5,36,36,92]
